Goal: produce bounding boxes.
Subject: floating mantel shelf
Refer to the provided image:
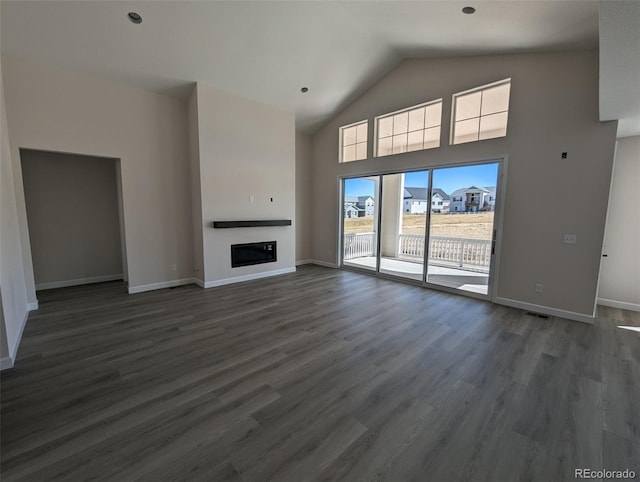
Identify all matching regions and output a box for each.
[212,220,292,229]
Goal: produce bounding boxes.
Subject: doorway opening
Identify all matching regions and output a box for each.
[20,149,128,291]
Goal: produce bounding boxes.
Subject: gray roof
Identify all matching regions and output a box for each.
[467,186,490,192]
[404,187,449,201]
[450,186,491,196]
[345,195,374,203]
[432,188,450,200]
[404,187,427,200]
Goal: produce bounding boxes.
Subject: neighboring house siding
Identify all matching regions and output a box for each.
[404,187,450,214]
[449,186,495,212]
[344,204,359,218]
[362,197,375,217]
[344,196,375,217]
[430,193,450,213]
[408,200,427,214]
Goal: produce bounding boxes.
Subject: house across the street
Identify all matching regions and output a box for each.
[344,195,375,218]
[449,186,496,212]
[403,187,450,214]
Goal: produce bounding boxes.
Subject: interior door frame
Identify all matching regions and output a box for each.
[338,156,507,302]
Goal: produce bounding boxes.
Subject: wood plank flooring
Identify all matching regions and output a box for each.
[1,265,639,481]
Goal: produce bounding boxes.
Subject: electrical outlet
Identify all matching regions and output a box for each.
[535,284,543,293]
[170,264,177,272]
[249,195,255,203]
[563,234,577,244]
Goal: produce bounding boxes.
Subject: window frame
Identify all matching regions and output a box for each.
[450,78,511,146]
[374,98,443,158]
[339,119,369,163]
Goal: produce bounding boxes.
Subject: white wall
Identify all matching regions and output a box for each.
[311,51,617,320]
[187,86,205,284]
[193,82,296,285]
[380,173,403,257]
[295,132,312,263]
[20,150,123,289]
[1,54,193,296]
[0,56,30,369]
[0,298,8,362]
[598,136,640,311]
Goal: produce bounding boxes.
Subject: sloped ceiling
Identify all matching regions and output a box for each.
[1,1,601,132]
[599,0,640,138]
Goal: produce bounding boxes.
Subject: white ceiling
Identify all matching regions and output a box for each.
[0,0,603,133]
[599,0,640,138]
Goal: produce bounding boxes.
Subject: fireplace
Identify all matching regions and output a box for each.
[231,241,277,268]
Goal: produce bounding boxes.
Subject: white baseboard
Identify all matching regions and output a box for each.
[36,274,123,291]
[0,356,13,370]
[36,273,124,290]
[14,308,30,359]
[598,298,640,313]
[192,278,205,288]
[296,259,313,266]
[494,296,595,324]
[307,259,338,269]
[204,267,296,288]
[618,326,640,334]
[1,306,30,371]
[128,278,195,294]
[27,301,38,311]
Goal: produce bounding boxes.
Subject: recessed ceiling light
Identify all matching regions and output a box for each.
[462,6,476,14]
[127,12,142,24]
[300,87,309,93]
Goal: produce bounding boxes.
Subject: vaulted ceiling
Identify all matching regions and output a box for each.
[598,0,640,138]
[1,1,635,136]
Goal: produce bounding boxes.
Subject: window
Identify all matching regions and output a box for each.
[339,120,368,162]
[451,79,511,145]
[375,100,442,157]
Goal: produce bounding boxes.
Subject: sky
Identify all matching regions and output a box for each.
[344,162,499,198]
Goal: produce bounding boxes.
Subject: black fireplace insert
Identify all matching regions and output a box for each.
[231,241,277,268]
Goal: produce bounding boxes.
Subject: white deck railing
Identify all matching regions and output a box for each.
[343,232,376,259]
[344,232,491,273]
[400,234,491,272]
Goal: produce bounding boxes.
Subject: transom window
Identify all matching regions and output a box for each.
[451,79,511,145]
[339,120,368,162]
[375,100,442,157]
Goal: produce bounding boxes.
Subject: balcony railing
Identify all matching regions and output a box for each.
[343,232,491,272]
[343,232,376,260]
[400,234,491,272]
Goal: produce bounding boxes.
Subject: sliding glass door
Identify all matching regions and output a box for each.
[379,170,429,281]
[342,176,379,271]
[426,163,499,296]
[341,161,501,299]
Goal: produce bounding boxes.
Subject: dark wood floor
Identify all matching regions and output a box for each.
[1,265,639,481]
